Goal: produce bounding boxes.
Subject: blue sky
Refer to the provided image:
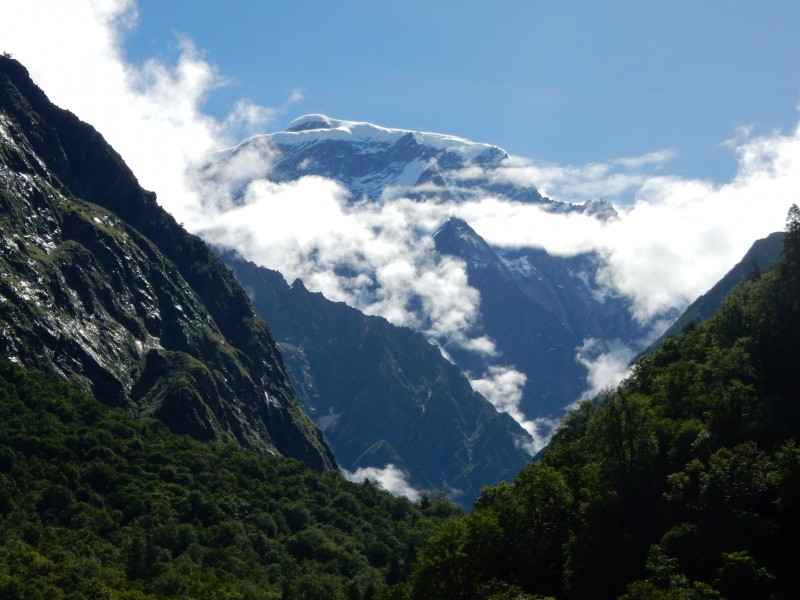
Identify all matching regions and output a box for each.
[124,0,800,182]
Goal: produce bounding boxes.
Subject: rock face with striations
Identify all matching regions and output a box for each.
[0,56,334,470]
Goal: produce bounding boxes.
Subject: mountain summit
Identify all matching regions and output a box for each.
[432,217,648,417]
[202,115,634,437]
[261,114,618,219]
[283,114,506,159]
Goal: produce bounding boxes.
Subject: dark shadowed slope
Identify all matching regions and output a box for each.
[220,250,532,508]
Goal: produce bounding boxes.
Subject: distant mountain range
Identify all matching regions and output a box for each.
[198,113,787,504]
[204,115,650,424]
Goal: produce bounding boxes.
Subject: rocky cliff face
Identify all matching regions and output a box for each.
[219,250,531,508]
[0,56,334,470]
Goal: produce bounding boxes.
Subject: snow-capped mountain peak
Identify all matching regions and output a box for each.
[217,114,540,203]
[285,114,337,132]
[208,114,618,227]
[282,113,507,162]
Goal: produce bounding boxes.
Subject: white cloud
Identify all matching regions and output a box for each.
[0,0,296,227]
[574,338,638,405]
[341,464,422,502]
[448,135,796,322]
[223,91,304,142]
[196,177,491,353]
[456,153,675,205]
[470,366,556,455]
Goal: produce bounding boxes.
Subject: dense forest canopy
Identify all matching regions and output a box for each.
[398,205,800,600]
[0,360,460,599]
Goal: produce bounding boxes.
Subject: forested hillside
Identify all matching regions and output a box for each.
[0,360,459,599]
[399,206,800,599]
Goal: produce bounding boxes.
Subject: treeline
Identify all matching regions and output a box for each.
[0,361,459,599]
[397,206,800,599]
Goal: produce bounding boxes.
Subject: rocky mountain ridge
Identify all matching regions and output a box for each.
[432,217,648,417]
[0,55,333,470]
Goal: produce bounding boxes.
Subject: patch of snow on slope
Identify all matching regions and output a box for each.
[0,116,14,145]
[498,253,539,278]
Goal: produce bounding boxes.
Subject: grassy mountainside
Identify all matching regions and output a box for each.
[400,207,800,599]
[0,55,332,469]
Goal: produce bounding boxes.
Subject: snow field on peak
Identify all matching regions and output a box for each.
[278,114,505,161]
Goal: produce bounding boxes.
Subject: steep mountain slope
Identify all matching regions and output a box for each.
[219,250,532,508]
[433,217,647,417]
[647,231,785,351]
[0,56,333,469]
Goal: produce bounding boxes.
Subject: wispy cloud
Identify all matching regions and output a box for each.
[574,338,637,405]
[195,177,490,354]
[611,149,678,170]
[341,464,423,502]
[454,137,796,322]
[456,151,678,206]
[470,366,557,455]
[1,0,297,226]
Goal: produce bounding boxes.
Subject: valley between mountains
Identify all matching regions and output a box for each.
[2,54,798,599]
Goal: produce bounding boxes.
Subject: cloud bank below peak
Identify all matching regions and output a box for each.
[341,464,423,503]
